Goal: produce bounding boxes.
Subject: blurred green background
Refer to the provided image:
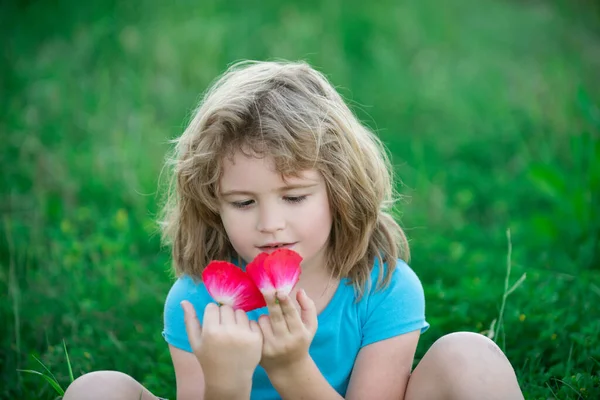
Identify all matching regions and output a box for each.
[2,0,599,398]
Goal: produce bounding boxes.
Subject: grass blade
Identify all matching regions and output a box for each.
[31,355,60,386]
[494,229,513,344]
[63,339,75,382]
[505,273,527,297]
[17,369,65,396]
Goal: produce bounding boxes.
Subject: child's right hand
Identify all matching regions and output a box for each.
[181,301,263,392]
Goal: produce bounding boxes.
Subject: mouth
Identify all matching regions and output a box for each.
[257,242,296,252]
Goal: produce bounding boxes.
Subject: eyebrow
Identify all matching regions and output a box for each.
[220,183,318,197]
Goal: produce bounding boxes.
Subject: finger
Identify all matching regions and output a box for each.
[249,320,263,340]
[235,309,250,328]
[297,289,318,333]
[277,292,303,332]
[265,292,288,335]
[220,304,236,325]
[181,301,203,350]
[202,303,220,327]
[258,314,274,340]
[250,319,262,334]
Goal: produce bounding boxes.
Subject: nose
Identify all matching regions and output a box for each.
[256,202,285,233]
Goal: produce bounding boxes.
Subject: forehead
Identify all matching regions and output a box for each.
[220,151,321,190]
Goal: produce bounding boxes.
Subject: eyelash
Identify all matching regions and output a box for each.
[285,195,307,204]
[230,195,307,209]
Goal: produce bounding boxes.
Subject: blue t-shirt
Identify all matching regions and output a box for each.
[162,259,429,399]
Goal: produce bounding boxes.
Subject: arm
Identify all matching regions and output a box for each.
[260,262,427,399]
[163,278,260,400]
[266,331,420,400]
[267,355,343,400]
[170,345,205,400]
[172,301,261,400]
[258,290,343,399]
[343,261,426,399]
[170,345,254,400]
[345,330,420,400]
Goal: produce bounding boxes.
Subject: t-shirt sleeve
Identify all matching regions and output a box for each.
[162,275,213,353]
[361,259,429,347]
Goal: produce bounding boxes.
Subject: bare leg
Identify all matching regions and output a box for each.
[63,371,164,400]
[405,332,524,400]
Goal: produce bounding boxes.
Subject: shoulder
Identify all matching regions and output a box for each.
[165,275,206,303]
[164,275,210,313]
[358,258,429,346]
[367,258,424,299]
[164,274,214,314]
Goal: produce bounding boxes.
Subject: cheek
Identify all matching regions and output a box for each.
[316,211,333,238]
[220,209,253,242]
[219,208,231,230]
[219,209,239,238]
[302,197,332,235]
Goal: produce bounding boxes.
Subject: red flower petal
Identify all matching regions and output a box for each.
[202,261,266,311]
[247,249,302,296]
[265,249,302,295]
[246,252,275,295]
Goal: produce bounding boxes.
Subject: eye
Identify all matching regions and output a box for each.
[284,195,307,204]
[231,199,254,209]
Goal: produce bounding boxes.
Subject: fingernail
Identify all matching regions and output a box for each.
[277,292,286,301]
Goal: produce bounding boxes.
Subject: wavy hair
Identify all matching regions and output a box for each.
[159,60,409,295]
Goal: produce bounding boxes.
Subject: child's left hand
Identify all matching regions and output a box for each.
[258,289,318,373]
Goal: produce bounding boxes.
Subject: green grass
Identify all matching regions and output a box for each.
[1,0,599,398]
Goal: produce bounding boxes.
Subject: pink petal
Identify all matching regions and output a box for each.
[246,252,276,295]
[247,249,303,296]
[202,261,266,311]
[265,249,302,295]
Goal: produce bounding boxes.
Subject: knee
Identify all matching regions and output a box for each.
[432,331,500,354]
[63,371,139,400]
[409,332,523,399]
[427,331,516,375]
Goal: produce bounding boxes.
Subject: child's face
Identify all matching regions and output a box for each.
[218,151,333,274]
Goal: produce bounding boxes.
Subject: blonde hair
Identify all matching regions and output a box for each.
[160,60,409,295]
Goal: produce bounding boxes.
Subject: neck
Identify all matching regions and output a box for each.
[296,265,338,299]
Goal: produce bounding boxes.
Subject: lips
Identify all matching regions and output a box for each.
[257,242,296,252]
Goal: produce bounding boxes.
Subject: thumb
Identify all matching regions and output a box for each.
[297,289,318,333]
[181,300,202,351]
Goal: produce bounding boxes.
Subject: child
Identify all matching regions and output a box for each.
[64,61,524,400]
